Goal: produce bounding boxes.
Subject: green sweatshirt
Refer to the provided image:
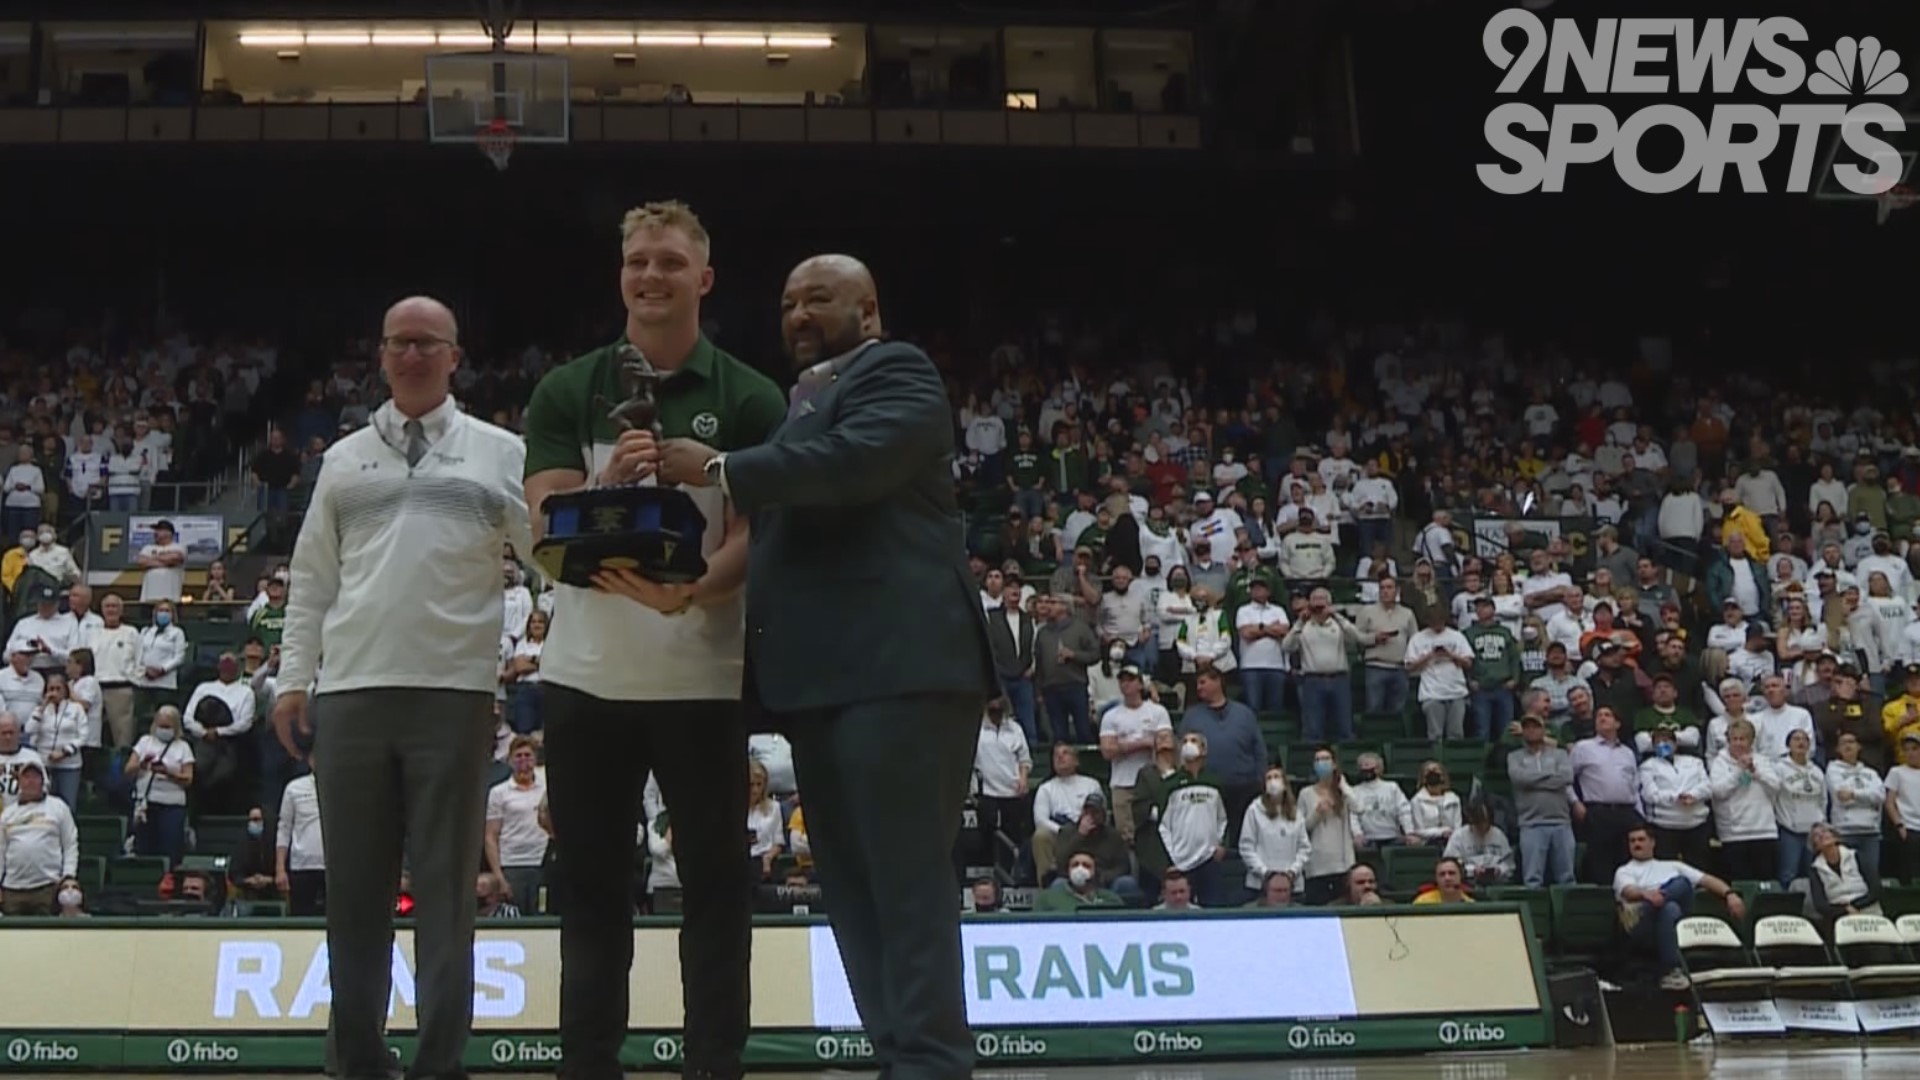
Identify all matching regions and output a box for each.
[1464,622,1521,687]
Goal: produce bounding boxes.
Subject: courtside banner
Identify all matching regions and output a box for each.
[0,908,1550,1069]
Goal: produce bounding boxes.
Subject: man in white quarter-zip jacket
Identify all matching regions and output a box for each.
[270,296,532,1080]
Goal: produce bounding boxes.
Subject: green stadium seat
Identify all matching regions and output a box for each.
[75,855,105,893]
[180,854,228,873]
[1384,846,1440,893]
[1441,742,1494,780]
[77,815,127,858]
[1386,738,1437,772]
[1884,884,1920,919]
[1358,713,1407,742]
[194,815,250,855]
[233,900,287,917]
[1335,742,1383,774]
[106,855,171,891]
[1549,884,1619,958]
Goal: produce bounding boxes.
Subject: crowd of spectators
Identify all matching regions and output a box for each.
[9,310,1920,995]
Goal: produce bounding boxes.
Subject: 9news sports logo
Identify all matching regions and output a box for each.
[1479,12,1908,194]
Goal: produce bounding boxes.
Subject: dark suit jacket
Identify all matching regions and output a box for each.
[726,340,997,712]
[986,604,1035,681]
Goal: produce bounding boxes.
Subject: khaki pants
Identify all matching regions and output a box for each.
[102,686,135,749]
[1110,783,1138,844]
[1,883,56,916]
[1032,825,1064,882]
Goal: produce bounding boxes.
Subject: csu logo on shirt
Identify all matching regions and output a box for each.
[691,412,719,439]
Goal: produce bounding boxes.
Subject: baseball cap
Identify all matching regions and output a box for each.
[1520,714,1545,727]
[1118,665,1144,681]
[1084,791,1109,812]
[31,583,55,603]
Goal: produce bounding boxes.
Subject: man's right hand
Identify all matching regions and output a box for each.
[271,691,312,761]
[597,429,660,487]
[275,870,290,894]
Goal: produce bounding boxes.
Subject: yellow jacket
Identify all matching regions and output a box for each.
[1721,507,1770,561]
[1,548,24,596]
[1883,695,1920,745]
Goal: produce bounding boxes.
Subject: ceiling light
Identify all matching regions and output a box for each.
[702,34,769,48]
[567,33,637,47]
[634,33,703,47]
[372,31,439,47]
[304,32,372,47]
[436,32,495,48]
[238,32,306,48]
[767,35,834,49]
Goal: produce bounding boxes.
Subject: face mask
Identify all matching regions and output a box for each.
[1313,759,1335,779]
[36,532,52,546]
[1858,522,1873,535]
[1360,766,1380,781]
[1108,645,1126,662]
[1068,865,1094,888]
[57,889,81,909]
[1424,773,1443,787]
[155,612,171,628]
[16,536,30,550]
[247,821,264,837]
[155,728,175,743]
[1265,778,1286,798]
[1655,742,1675,759]
[1179,742,1202,763]
[218,662,238,680]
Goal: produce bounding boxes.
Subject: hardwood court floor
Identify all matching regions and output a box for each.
[15,1046,1916,1080]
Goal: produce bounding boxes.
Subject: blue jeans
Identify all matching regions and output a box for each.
[108,493,139,512]
[508,683,545,735]
[1002,677,1039,744]
[1,506,39,538]
[1841,834,1883,888]
[1363,666,1408,716]
[1042,683,1093,743]
[136,802,188,867]
[48,768,80,809]
[1520,822,1577,886]
[1628,876,1696,970]
[1299,674,1354,743]
[1470,687,1515,742]
[1776,828,1811,888]
[1124,640,1157,677]
[1014,489,1048,521]
[1241,669,1287,715]
[258,487,290,513]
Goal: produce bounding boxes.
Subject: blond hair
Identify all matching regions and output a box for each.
[619,200,711,259]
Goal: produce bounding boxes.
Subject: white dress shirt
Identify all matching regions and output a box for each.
[182,678,258,738]
[136,624,188,690]
[276,774,325,871]
[974,718,1032,798]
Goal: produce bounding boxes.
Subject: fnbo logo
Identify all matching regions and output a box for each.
[814,1035,876,1062]
[167,1039,240,1064]
[974,1032,1049,1059]
[1286,1026,1357,1051]
[489,1038,562,1065]
[5,1039,78,1064]
[1437,1021,1508,1047]
[975,942,1195,1001]
[1131,1030,1205,1056]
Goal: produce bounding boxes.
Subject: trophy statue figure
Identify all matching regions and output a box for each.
[532,343,710,587]
[604,343,665,437]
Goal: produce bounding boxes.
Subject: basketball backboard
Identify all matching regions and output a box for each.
[1810,111,1918,225]
[425,51,570,165]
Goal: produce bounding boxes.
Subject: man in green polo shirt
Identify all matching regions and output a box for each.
[521,200,782,1080]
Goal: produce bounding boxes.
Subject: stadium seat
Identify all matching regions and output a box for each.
[1833,914,1920,994]
[233,900,287,918]
[106,856,171,891]
[77,815,127,859]
[75,855,105,893]
[1385,739,1435,773]
[1751,915,1849,994]
[1384,846,1440,893]
[1677,916,1776,991]
[1358,713,1406,742]
[1549,884,1619,959]
[180,854,228,873]
[1882,883,1920,919]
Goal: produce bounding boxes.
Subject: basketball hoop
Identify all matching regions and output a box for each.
[477,118,517,172]
[1876,184,1915,226]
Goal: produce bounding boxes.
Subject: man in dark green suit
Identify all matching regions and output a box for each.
[656,254,995,1080]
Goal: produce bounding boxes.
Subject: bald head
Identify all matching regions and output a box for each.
[781,255,881,368]
[384,296,459,342]
[380,295,461,416]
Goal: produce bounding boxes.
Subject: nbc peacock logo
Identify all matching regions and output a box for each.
[1807,37,1909,97]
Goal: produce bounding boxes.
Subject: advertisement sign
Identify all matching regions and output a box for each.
[87,513,236,571]
[1855,996,1920,1032]
[0,1018,1552,1071]
[0,910,1550,1070]
[1700,1000,1787,1035]
[1773,998,1861,1033]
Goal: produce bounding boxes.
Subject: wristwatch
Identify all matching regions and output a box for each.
[703,451,729,492]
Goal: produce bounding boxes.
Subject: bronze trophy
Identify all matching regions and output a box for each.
[531,345,711,587]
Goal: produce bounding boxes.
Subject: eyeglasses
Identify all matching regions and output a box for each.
[380,335,456,356]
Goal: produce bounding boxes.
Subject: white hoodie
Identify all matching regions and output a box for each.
[0,794,79,889]
[1824,759,1886,836]
[1158,774,1228,873]
[1638,753,1713,830]
[1709,750,1783,843]
[1238,800,1312,889]
[1769,757,1827,835]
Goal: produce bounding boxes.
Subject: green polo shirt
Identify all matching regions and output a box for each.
[522,335,784,702]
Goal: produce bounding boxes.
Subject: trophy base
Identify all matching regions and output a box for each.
[533,534,708,588]
[533,485,710,589]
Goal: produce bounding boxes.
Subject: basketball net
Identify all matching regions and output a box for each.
[478,118,516,172]
[1876,184,1915,226]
